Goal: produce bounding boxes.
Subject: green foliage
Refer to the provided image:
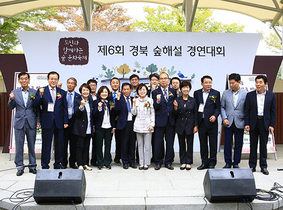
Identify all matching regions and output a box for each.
[102,64,107,71]
[104,69,115,79]
[191,73,196,80]
[0,8,58,54]
[131,6,244,33]
[168,66,176,76]
[134,61,141,69]
[146,63,158,74]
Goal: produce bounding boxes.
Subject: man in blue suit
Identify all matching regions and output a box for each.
[8,72,38,176]
[34,71,68,169]
[245,75,276,175]
[62,77,81,169]
[221,73,247,168]
[115,83,137,169]
[194,75,220,170]
[152,72,176,170]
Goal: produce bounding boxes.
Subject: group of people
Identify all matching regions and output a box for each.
[9,71,276,176]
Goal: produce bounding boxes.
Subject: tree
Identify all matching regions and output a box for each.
[131,6,244,33]
[146,63,158,74]
[117,63,131,78]
[0,5,133,53]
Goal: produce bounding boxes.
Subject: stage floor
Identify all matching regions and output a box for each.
[0,145,283,210]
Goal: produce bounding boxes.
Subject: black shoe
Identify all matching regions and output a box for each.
[197,164,208,170]
[165,164,174,170]
[29,169,37,174]
[251,168,256,172]
[180,165,186,170]
[16,170,24,176]
[70,165,78,169]
[186,165,191,170]
[144,166,149,170]
[105,165,111,169]
[129,163,137,169]
[261,168,269,175]
[61,165,67,169]
[54,164,63,169]
[233,164,240,168]
[114,160,121,166]
[139,166,144,170]
[98,166,103,170]
[123,164,129,169]
[154,165,161,170]
[209,165,215,169]
[223,164,232,168]
[91,162,98,166]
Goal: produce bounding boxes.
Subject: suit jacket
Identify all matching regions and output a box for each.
[193,88,221,128]
[72,97,94,137]
[66,91,81,121]
[115,94,133,130]
[152,87,176,127]
[109,91,119,127]
[221,88,247,129]
[244,90,276,131]
[174,96,198,135]
[93,99,115,130]
[8,87,37,129]
[34,86,68,129]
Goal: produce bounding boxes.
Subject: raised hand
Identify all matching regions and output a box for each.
[9,92,15,100]
[81,99,86,108]
[156,94,161,103]
[39,88,45,97]
[117,92,121,100]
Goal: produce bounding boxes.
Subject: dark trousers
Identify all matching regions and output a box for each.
[114,129,122,162]
[76,134,91,166]
[198,119,218,167]
[41,123,64,169]
[178,132,194,164]
[154,120,175,165]
[14,119,36,171]
[95,128,113,166]
[90,133,97,166]
[249,118,269,169]
[120,121,136,164]
[224,122,244,166]
[62,117,76,167]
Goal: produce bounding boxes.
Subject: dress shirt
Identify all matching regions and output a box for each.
[202,89,210,105]
[21,88,29,107]
[123,95,132,121]
[91,94,97,101]
[66,91,75,116]
[130,90,137,98]
[256,90,266,116]
[48,85,56,103]
[100,100,111,129]
[232,89,240,107]
[79,98,92,134]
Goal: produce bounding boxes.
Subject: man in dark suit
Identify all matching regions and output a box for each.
[109,77,122,165]
[115,83,137,169]
[152,72,176,170]
[62,77,81,169]
[8,72,38,176]
[245,75,276,175]
[35,71,68,169]
[193,75,220,170]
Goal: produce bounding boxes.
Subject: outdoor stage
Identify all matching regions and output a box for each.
[0,145,283,210]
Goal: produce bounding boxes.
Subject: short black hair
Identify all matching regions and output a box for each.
[18,72,29,79]
[87,79,97,85]
[67,77,77,85]
[47,71,60,79]
[229,73,241,82]
[79,83,91,94]
[149,73,159,80]
[180,81,192,90]
[110,77,120,83]
[170,77,181,85]
[97,86,110,100]
[121,82,132,90]
[137,83,148,95]
[129,74,139,80]
[201,75,212,83]
[255,75,268,84]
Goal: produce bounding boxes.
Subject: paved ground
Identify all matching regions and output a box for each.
[0,145,283,210]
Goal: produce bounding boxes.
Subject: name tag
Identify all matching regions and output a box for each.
[48,102,54,112]
[198,103,204,112]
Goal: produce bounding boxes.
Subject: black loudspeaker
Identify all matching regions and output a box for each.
[34,169,86,204]
[203,168,256,202]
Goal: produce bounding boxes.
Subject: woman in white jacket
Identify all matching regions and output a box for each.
[132,83,155,170]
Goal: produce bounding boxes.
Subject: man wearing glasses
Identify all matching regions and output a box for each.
[152,72,176,170]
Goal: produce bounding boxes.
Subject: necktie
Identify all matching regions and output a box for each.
[113,92,117,106]
[126,97,131,113]
[163,88,167,100]
[68,92,72,119]
[51,89,56,103]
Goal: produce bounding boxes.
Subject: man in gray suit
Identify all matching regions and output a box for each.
[221,73,247,168]
[8,72,38,176]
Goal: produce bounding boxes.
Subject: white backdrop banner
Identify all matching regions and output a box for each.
[18,31,261,152]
